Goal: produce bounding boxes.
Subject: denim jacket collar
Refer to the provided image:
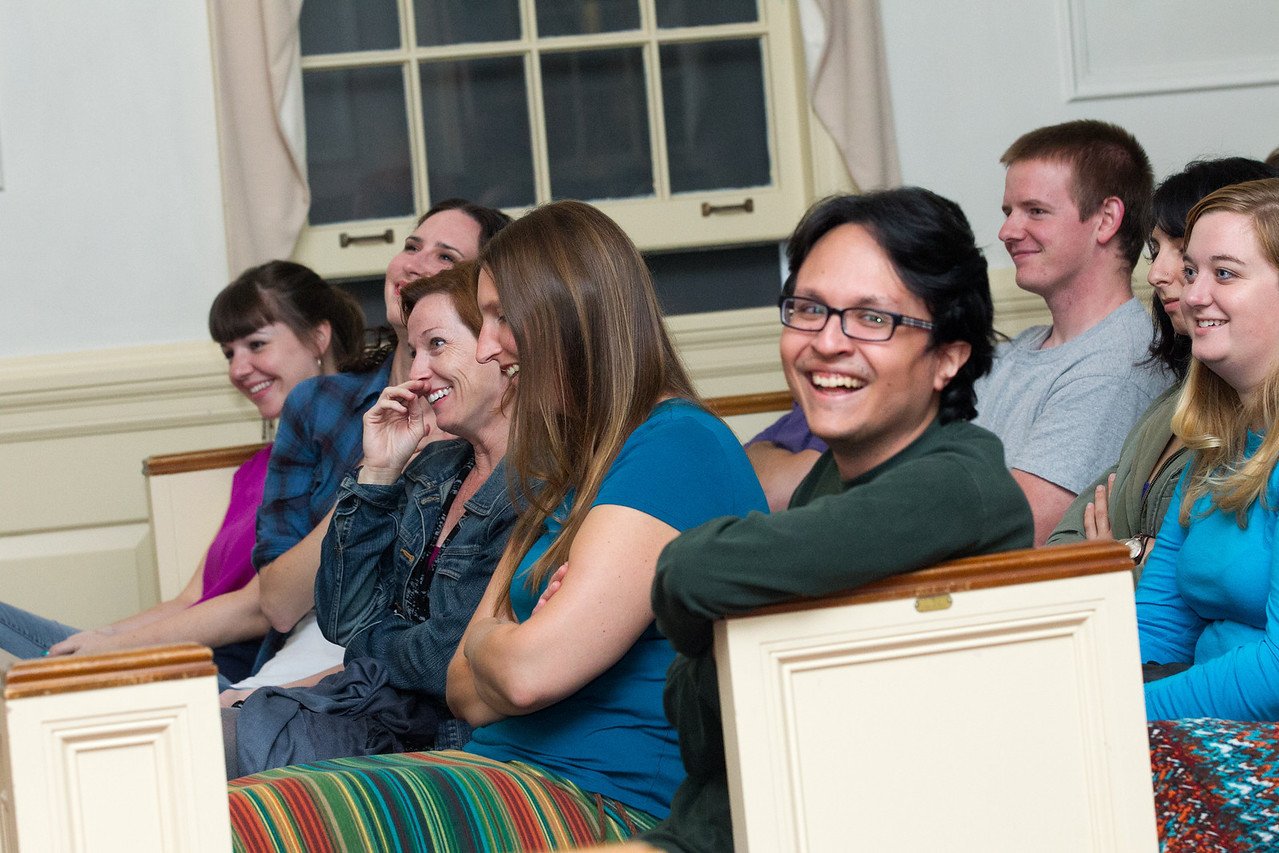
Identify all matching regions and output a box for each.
[401,438,510,518]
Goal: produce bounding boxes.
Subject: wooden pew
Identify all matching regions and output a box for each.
[144,442,266,601]
[715,540,1158,851]
[0,644,231,851]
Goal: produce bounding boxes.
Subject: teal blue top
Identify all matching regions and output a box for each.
[1138,432,1279,720]
[466,399,768,817]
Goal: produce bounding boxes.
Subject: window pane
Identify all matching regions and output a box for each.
[536,0,640,36]
[542,48,653,201]
[414,0,520,47]
[304,67,414,225]
[655,0,757,28]
[420,57,535,209]
[300,0,400,54]
[661,39,769,193]
[646,243,783,315]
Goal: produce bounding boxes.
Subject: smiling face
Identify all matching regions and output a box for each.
[781,223,968,480]
[406,292,505,441]
[475,268,521,379]
[1182,210,1279,402]
[223,322,326,420]
[1147,225,1189,336]
[999,159,1106,297]
[384,209,483,331]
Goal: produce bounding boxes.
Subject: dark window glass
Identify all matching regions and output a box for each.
[662,39,770,194]
[420,56,535,209]
[542,48,653,201]
[655,0,757,28]
[300,0,400,54]
[646,243,783,315]
[304,67,414,225]
[536,0,640,36]
[414,0,521,47]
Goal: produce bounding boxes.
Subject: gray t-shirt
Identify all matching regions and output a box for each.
[974,297,1172,494]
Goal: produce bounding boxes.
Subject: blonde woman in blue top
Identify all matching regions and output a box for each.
[1138,177,1279,720]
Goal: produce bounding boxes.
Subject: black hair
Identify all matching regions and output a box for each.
[349,199,514,373]
[783,189,994,423]
[1146,157,1279,378]
[418,198,513,247]
[208,260,365,369]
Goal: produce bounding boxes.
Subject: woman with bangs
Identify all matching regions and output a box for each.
[1137,177,1279,719]
[0,261,363,684]
[226,201,767,850]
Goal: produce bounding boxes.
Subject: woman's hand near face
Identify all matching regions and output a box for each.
[360,380,434,481]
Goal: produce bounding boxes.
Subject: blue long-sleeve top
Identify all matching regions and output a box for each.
[1136,433,1279,720]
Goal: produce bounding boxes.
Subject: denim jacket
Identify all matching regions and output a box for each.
[315,439,516,704]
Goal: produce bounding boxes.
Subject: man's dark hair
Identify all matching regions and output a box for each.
[1001,119,1154,269]
[783,188,994,423]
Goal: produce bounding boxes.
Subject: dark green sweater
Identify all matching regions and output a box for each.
[641,418,1034,851]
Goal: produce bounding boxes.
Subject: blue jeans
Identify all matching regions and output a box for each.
[0,600,77,658]
[0,600,235,689]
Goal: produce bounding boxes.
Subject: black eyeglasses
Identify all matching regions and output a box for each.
[778,296,935,342]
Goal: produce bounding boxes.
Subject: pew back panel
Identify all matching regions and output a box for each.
[715,542,1158,852]
[144,442,266,601]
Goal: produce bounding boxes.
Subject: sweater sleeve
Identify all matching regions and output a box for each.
[653,452,1007,657]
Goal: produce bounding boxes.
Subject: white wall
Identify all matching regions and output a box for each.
[878,0,1279,277]
[0,0,228,360]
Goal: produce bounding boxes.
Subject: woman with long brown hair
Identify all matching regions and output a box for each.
[226,201,766,849]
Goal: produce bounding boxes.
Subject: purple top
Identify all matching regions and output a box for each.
[747,403,827,454]
[198,443,271,604]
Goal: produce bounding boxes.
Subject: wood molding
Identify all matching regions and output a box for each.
[144,442,267,476]
[0,340,257,443]
[708,390,793,418]
[3,642,216,700]
[735,541,1133,618]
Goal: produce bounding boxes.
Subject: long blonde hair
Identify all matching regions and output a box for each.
[479,201,700,610]
[1173,177,1279,525]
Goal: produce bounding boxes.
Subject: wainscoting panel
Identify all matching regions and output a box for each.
[0,290,1052,629]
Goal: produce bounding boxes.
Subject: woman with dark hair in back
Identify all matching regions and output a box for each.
[0,261,363,685]
[1048,157,1279,563]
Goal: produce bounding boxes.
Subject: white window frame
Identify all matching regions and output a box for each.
[292,0,818,280]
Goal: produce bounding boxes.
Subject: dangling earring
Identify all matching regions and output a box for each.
[261,418,277,441]
[316,356,323,371]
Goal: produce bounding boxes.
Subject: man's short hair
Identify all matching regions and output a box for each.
[1001,119,1154,269]
[782,188,995,423]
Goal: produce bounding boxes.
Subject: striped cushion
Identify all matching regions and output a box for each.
[229,750,659,852]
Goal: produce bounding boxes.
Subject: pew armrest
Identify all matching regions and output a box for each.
[714,541,1158,851]
[0,643,230,851]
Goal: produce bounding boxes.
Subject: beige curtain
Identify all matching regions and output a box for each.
[806,0,901,192]
[209,0,308,275]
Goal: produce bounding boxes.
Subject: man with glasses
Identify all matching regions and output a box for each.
[632,189,1033,853]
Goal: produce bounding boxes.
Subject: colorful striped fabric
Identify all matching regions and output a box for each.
[228,750,660,852]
